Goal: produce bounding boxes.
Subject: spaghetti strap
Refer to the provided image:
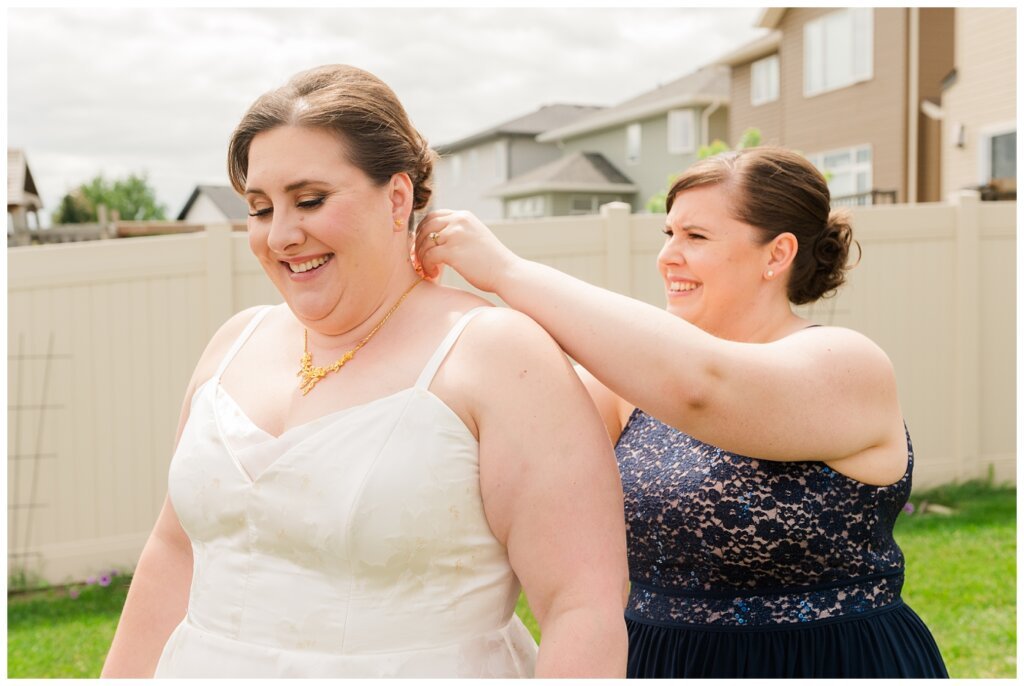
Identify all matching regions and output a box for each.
[414,307,490,390]
[213,306,274,382]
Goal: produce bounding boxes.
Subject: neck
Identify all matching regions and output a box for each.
[303,265,423,353]
[703,298,803,343]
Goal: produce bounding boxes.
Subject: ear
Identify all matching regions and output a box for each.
[765,231,798,279]
[388,172,414,233]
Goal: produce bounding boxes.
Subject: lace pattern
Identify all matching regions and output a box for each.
[616,409,912,626]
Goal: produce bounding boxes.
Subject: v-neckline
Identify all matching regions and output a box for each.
[210,380,419,486]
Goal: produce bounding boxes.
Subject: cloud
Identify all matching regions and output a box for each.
[8,7,763,222]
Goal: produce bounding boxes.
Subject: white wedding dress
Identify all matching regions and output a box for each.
[155,306,538,677]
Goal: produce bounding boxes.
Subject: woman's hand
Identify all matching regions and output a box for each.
[414,210,520,294]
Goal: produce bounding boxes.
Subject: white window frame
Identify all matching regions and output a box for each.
[804,8,873,97]
[569,195,599,215]
[626,123,642,165]
[977,121,1016,184]
[450,153,462,186]
[507,195,546,219]
[751,54,780,106]
[494,140,508,182]
[807,144,873,200]
[667,109,696,155]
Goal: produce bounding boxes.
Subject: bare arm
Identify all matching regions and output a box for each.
[574,364,632,445]
[461,309,629,677]
[101,307,265,677]
[417,211,902,465]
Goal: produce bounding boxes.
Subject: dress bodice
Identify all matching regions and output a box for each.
[615,408,911,627]
[156,307,537,677]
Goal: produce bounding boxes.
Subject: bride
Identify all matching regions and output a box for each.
[100,64,628,678]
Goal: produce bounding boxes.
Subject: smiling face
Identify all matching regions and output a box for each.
[244,125,409,332]
[658,184,773,337]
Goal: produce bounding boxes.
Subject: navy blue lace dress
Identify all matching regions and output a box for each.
[616,409,948,678]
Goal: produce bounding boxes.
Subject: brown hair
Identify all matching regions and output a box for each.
[666,146,859,305]
[227,64,436,220]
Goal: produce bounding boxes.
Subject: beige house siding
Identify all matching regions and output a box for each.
[942,8,1017,197]
[778,8,908,201]
[727,60,783,146]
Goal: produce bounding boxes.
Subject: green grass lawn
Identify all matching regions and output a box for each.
[8,481,1014,678]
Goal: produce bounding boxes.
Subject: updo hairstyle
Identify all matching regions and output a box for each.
[666,146,858,305]
[227,64,437,224]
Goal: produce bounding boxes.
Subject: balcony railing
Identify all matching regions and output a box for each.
[831,189,898,207]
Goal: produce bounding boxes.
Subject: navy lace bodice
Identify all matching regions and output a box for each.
[616,409,912,627]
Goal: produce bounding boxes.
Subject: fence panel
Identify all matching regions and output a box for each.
[6,195,1015,584]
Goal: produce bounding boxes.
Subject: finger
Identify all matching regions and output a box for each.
[415,209,454,235]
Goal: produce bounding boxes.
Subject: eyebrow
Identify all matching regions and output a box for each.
[244,179,329,196]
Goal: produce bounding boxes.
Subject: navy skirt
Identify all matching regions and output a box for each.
[626,600,949,678]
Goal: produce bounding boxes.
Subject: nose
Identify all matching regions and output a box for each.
[657,235,683,269]
[266,206,306,255]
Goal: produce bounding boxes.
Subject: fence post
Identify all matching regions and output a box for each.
[205,223,235,337]
[951,190,981,482]
[601,202,632,296]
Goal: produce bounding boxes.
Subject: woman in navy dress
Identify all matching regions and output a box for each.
[414,147,948,678]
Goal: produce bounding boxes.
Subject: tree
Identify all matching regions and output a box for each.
[646,128,763,213]
[52,173,167,224]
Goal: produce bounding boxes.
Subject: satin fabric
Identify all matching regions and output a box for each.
[155,307,537,678]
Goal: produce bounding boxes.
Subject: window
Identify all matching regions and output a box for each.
[507,196,546,219]
[570,195,599,215]
[450,154,462,186]
[979,125,1016,183]
[751,54,780,105]
[667,110,695,154]
[494,140,508,181]
[626,123,642,165]
[808,144,872,200]
[804,8,873,97]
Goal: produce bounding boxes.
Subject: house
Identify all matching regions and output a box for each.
[177,184,249,224]
[486,152,637,219]
[939,8,1016,200]
[432,104,603,220]
[496,64,730,217]
[716,8,956,205]
[7,148,43,246]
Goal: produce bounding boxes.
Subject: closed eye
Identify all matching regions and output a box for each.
[248,207,272,218]
[662,228,673,237]
[298,196,325,209]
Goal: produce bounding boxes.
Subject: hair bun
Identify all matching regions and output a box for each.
[792,209,857,304]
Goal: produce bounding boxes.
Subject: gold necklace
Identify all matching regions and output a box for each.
[298,277,424,395]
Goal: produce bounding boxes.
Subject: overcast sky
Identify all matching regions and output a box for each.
[8,7,766,225]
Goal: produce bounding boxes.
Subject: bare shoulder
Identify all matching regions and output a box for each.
[777,325,896,383]
[459,306,563,361]
[189,305,275,390]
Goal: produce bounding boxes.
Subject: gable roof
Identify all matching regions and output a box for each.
[436,104,605,154]
[537,64,730,143]
[487,151,636,198]
[177,184,248,221]
[713,30,782,67]
[7,149,42,210]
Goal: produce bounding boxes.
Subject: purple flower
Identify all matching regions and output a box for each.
[109,569,119,577]
[902,502,915,514]
[69,588,80,599]
[99,574,112,587]
[86,576,97,585]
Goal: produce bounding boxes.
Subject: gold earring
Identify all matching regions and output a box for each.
[395,218,404,227]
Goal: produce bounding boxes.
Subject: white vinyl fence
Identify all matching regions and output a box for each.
[7,192,1015,585]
